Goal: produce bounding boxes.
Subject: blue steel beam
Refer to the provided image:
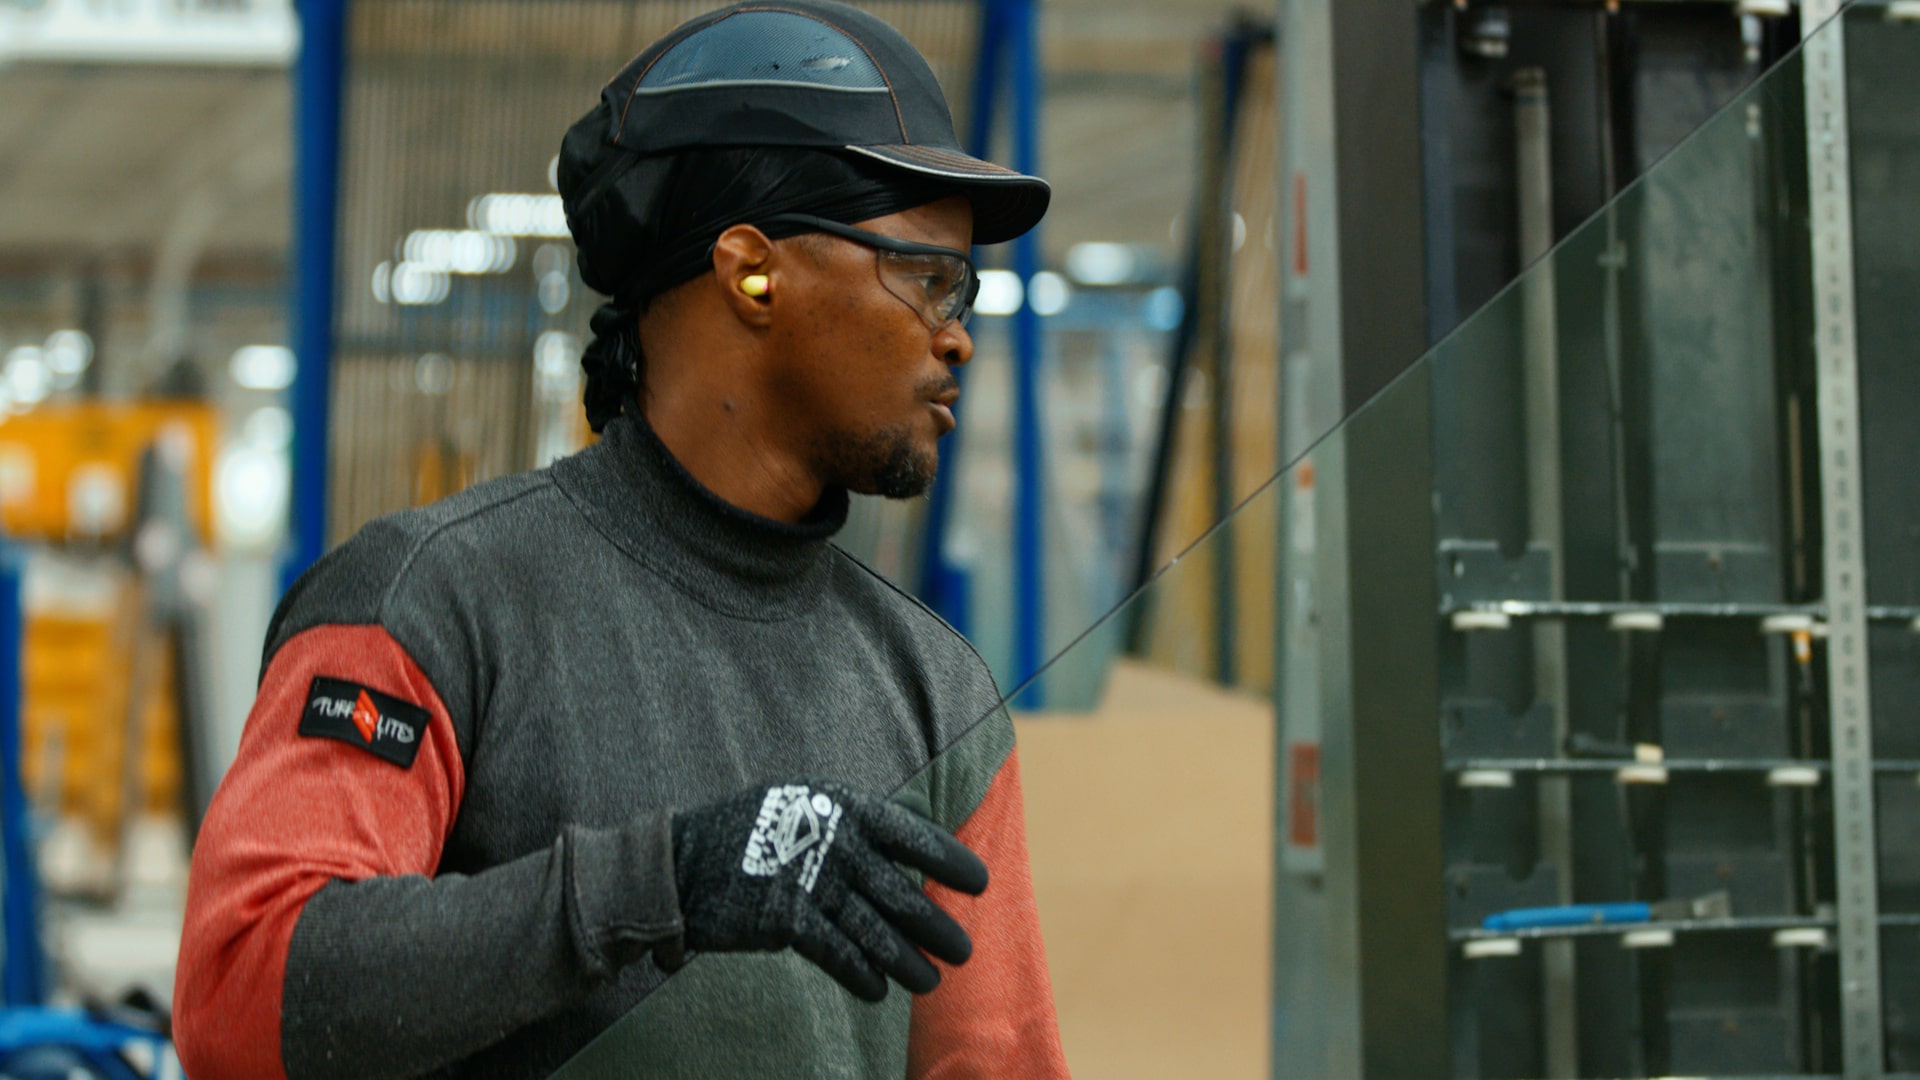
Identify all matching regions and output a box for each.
[1006,0,1045,705]
[284,0,348,593]
[916,0,1009,637]
[0,547,43,1006]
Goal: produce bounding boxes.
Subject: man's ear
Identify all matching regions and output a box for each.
[712,224,777,327]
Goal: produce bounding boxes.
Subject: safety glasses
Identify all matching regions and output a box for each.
[755,213,979,329]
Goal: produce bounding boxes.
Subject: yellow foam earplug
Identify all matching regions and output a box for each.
[740,274,770,297]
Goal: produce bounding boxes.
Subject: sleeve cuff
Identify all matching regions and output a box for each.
[564,813,685,978]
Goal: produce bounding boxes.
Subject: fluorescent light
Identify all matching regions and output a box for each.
[4,347,49,407]
[534,331,582,402]
[534,331,579,378]
[974,270,1024,316]
[1065,242,1138,286]
[0,0,299,67]
[44,330,92,375]
[391,263,450,306]
[468,194,570,238]
[1028,271,1072,317]
[538,272,570,315]
[230,345,296,390]
[401,230,516,274]
[215,444,290,551]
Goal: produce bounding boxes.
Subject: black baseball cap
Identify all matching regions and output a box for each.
[559,0,1049,247]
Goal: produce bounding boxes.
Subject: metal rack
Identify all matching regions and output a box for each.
[1269,0,1920,1076]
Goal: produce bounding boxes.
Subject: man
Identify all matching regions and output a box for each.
[171,2,1070,1077]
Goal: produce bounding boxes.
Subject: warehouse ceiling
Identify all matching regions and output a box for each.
[0,0,1254,273]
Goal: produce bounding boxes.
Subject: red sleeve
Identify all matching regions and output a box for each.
[909,748,1071,1078]
[172,625,466,1080]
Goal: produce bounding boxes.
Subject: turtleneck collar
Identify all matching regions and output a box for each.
[550,410,849,619]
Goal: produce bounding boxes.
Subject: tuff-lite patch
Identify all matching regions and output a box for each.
[299,676,428,768]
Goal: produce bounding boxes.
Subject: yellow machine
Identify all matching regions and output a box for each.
[0,402,217,869]
[0,403,215,543]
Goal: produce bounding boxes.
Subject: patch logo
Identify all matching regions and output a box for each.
[299,676,428,768]
[351,689,380,743]
[741,785,843,893]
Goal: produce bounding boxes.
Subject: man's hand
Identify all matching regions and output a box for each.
[670,780,989,1001]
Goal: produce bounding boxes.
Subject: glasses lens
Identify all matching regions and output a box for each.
[878,251,974,327]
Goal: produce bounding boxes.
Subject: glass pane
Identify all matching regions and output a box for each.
[1848,7,1920,1073]
[570,8,1920,1077]
[933,8,1866,1077]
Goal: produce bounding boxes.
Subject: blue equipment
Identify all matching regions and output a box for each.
[0,1007,175,1080]
[1,546,180,1077]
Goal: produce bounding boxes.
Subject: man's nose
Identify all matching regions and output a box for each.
[936,320,974,367]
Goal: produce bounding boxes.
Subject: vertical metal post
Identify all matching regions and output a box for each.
[1124,167,1206,652]
[1207,30,1256,687]
[0,546,44,1006]
[1197,37,1238,686]
[917,0,1009,637]
[1514,66,1577,1077]
[1272,0,1439,1074]
[1800,2,1882,1075]
[1272,0,1346,1071]
[284,0,349,592]
[1007,0,1045,705]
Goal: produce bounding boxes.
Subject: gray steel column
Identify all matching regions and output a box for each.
[1514,66,1577,1079]
[1272,0,1439,1074]
[1800,2,1883,1075]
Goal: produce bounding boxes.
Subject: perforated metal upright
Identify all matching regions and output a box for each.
[1799,5,1880,1075]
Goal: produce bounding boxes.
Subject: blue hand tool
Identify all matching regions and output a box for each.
[1482,890,1732,932]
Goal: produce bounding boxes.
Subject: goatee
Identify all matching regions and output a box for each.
[814,424,937,500]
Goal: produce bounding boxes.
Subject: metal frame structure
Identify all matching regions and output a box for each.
[1270,0,1915,1075]
[0,550,40,1007]
[1271,0,1444,1074]
[1123,18,1269,683]
[285,0,346,591]
[1798,2,1878,1073]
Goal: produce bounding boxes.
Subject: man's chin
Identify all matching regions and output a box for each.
[816,426,939,500]
[853,463,937,501]
[861,446,938,500]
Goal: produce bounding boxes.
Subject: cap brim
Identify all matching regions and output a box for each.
[845,144,1050,245]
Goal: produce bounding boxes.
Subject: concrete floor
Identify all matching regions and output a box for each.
[1019,660,1275,1079]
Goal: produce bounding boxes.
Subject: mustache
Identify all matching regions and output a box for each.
[917,373,960,399]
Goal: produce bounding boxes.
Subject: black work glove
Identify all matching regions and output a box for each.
[670,779,988,1002]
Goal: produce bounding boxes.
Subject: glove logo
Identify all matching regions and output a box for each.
[742,785,843,892]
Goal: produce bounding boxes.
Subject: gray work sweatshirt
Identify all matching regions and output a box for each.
[173,411,1030,1079]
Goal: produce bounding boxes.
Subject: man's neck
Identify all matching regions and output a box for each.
[642,394,825,524]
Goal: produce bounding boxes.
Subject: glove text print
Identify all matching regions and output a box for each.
[740,785,844,892]
[672,779,989,1001]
